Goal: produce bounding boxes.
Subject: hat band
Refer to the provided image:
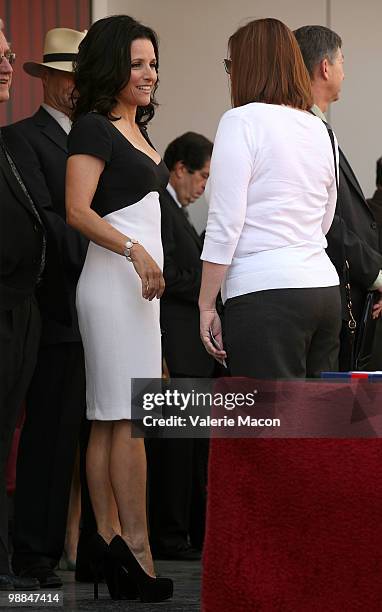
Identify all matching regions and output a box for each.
[43,53,77,62]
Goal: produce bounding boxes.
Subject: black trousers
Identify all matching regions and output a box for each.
[146,437,208,551]
[0,296,40,574]
[12,342,86,571]
[146,374,209,552]
[223,287,341,378]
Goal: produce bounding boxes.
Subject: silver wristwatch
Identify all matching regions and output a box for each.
[123,238,139,262]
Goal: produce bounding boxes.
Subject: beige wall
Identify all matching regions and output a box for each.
[92,0,381,231]
[331,0,382,200]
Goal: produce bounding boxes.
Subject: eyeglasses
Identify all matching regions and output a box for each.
[223,58,231,74]
[0,50,16,65]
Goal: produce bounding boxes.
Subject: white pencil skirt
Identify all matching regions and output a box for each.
[76,192,163,420]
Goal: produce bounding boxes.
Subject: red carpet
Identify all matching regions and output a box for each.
[202,439,382,611]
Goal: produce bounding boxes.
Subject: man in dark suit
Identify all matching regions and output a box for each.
[0,21,69,591]
[2,27,88,587]
[0,23,42,592]
[147,132,214,560]
[295,25,382,370]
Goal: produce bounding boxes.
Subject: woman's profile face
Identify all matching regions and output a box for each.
[117,38,157,108]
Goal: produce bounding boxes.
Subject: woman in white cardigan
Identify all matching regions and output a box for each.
[199,18,341,378]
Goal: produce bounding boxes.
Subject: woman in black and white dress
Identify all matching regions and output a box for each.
[66,15,172,602]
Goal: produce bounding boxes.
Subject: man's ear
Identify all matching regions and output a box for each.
[174,160,186,179]
[319,58,330,81]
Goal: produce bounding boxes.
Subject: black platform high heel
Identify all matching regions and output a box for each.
[88,533,138,600]
[109,535,173,603]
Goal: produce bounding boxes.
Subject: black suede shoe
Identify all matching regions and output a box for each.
[109,536,173,603]
[152,544,201,561]
[0,573,39,591]
[19,567,63,588]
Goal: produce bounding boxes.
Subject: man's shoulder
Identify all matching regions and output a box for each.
[3,107,47,135]
[2,109,50,155]
[2,121,41,169]
[2,119,30,142]
[3,108,68,169]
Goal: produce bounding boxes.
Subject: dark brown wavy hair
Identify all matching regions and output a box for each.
[71,14,159,125]
[228,18,313,110]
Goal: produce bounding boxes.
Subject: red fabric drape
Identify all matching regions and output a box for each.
[0,0,90,126]
[203,438,382,611]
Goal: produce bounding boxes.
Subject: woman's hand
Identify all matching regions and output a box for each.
[199,308,227,364]
[130,244,165,300]
[372,289,382,319]
[199,261,229,364]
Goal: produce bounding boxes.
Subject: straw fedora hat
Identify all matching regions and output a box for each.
[24,27,86,77]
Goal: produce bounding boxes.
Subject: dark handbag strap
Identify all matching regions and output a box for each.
[326,126,357,339]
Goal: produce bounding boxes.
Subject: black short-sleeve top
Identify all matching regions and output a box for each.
[67,112,169,218]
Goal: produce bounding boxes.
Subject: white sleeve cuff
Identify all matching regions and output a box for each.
[201,239,237,265]
[370,270,382,290]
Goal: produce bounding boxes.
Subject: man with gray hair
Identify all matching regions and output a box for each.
[3,27,88,588]
[0,19,56,592]
[295,25,382,370]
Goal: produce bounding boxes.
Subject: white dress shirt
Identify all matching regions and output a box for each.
[166,182,182,208]
[201,103,340,303]
[41,103,71,135]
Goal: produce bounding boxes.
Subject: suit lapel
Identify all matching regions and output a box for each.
[183,213,203,250]
[165,191,203,250]
[339,147,367,202]
[33,106,68,153]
